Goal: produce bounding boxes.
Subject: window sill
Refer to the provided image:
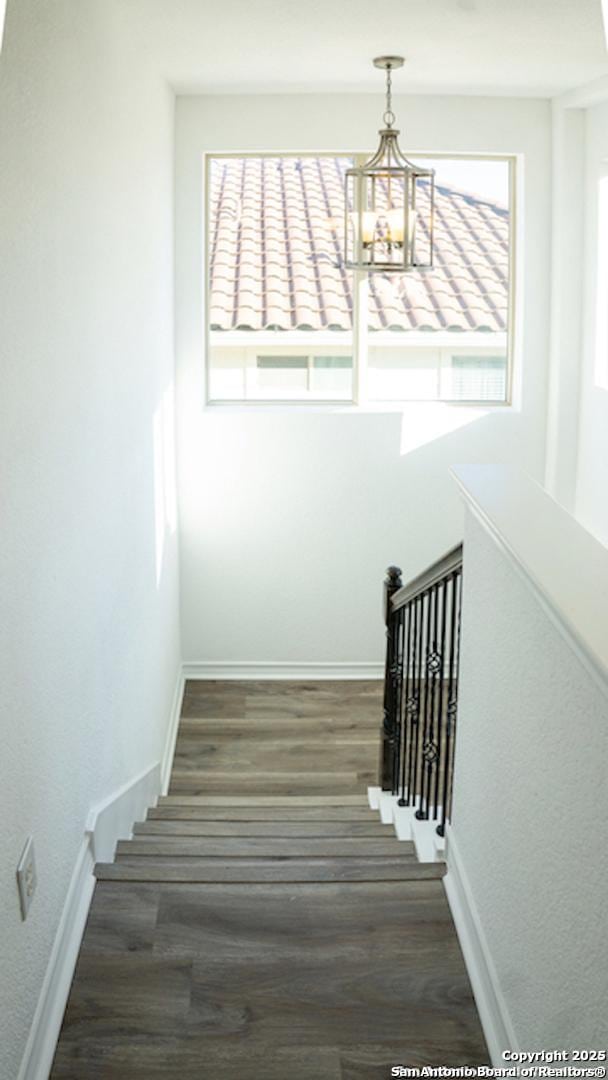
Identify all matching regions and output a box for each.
[203,400,514,415]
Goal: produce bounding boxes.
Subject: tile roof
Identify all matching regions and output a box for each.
[209,156,509,334]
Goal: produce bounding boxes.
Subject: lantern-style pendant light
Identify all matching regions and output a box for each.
[345,57,435,273]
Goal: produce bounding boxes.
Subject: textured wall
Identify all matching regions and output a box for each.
[175,93,551,664]
[0,3,180,1076]
[451,512,608,1048]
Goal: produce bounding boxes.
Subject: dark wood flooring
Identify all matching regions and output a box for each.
[51,680,487,1078]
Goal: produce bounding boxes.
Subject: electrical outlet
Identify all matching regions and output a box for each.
[17,837,37,920]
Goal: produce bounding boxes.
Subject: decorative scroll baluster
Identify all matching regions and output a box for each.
[381,548,463,834]
[417,586,434,820]
[432,578,449,820]
[411,592,424,808]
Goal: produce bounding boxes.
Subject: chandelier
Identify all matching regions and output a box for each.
[344,57,435,273]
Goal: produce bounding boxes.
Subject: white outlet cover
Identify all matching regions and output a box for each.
[17,837,37,921]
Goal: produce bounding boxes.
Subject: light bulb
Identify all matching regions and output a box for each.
[361,211,377,245]
[386,209,404,245]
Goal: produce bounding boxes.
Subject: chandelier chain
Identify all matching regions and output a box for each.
[383,64,396,128]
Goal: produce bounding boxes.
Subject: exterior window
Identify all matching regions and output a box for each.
[206,154,514,404]
[253,354,353,398]
[447,355,507,402]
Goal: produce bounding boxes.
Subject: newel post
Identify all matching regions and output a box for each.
[380,565,402,789]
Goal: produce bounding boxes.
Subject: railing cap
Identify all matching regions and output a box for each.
[391,544,463,612]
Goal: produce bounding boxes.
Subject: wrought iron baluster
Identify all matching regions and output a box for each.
[419,584,439,820]
[381,565,402,789]
[398,601,412,806]
[392,607,406,794]
[437,571,458,836]
[406,596,420,807]
[412,592,425,812]
[445,570,463,824]
[385,614,399,786]
[415,589,433,820]
[432,577,449,820]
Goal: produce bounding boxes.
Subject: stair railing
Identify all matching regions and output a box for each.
[381,545,463,836]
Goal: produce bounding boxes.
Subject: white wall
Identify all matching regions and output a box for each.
[0,3,180,1076]
[450,471,608,1054]
[575,97,608,544]
[175,94,551,664]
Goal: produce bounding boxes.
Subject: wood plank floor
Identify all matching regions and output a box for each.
[171,680,381,796]
[51,680,487,1078]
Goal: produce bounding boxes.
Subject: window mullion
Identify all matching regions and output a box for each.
[352,152,369,407]
[353,269,369,405]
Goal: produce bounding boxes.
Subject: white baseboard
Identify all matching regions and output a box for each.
[86,762,161,862]
[443,829,519,1065]
[182,661,384,680]
[17,669,184,1080]
[161,667,186,794]
[16,838,95,1080]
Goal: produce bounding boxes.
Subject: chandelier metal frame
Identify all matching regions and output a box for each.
[344,56,435,273]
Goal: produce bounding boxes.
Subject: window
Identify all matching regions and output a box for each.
[448,354,507,402]
[206,154,514,405]
[256,355,353,396]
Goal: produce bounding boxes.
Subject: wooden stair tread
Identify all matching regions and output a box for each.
[135,819,391,837]
[147,805,379,821]
[167,787,374,797]
[174,733,378,746]
[96,856,445,884]
[168,777,374,796]
[176,717,380,735]
[172,740,378,774]
[117,837,410,857]
[158,794,370,806]
[170,770,369,780]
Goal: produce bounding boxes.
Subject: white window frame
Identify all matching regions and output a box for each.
[204,152,517,408]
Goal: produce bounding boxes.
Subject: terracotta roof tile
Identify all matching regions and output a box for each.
[209,157,509,333]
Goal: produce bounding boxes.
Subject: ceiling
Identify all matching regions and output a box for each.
[133,0,608,98]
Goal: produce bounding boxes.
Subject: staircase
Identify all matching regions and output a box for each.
[96,794,444,886]
[51,680,487,1078]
